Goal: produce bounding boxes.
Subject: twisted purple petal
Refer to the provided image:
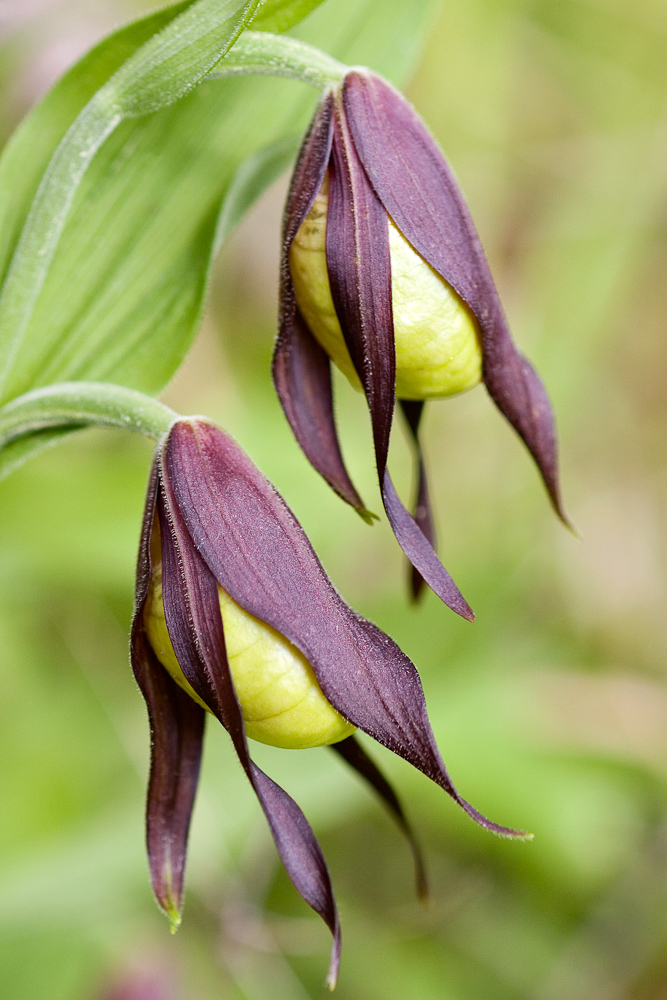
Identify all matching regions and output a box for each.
[331,735,428,900]
[399,401,436,601]
[273,93,366,516]
[327,97,473,620]
[130,457,205,926]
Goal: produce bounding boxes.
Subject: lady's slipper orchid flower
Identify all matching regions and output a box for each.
[131,417,528,987]
[274,69,567,615]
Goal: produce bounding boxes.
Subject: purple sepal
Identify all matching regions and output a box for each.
[130,459,204,927]
[273,93,366,516]
[131,630,205,929]
[399,400,436,601]
[331,735,428,900]
[158,454,341,988]
[382,470,473,619]
[164,420,521,838]
[343,71,567,524]
[327,100,395,474]
[326,97,473,620]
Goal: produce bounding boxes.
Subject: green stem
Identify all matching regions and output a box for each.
[206,31,347,88]
[0,382,178,450]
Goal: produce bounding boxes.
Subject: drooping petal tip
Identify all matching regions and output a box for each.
[164,895,182,935]
[326,928,341,990]
[460,797,534,841]
[331,735,430,901]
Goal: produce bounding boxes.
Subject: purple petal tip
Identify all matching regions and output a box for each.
[461,798,533,840]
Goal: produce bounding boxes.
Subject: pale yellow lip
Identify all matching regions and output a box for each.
[289,176,483,401]
[143,562,356,750]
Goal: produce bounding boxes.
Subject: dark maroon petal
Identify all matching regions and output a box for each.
[327,97,395,476]
[330,735,428,900]
[282,92,334,254]
[273,310,371,516]
[343,71,567,524]
[158,463,341,988]
[399,400,436,601]
[133,457,160,613]
[383,469,473,619]
[165,420,525,839]
[131,628,205,927]
[327,97,473,619]
[273,92,366,516]
[130,457,204,926]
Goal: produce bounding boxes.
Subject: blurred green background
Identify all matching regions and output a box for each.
[1,0,666,997]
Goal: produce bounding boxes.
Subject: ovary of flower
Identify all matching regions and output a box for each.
[144,564,356,750]
[289,179,483,400]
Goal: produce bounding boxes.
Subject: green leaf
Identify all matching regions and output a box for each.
[292,0,440,86]
[0,427,77,483]
[0,1,194,291]
[0,0,439,472]
[213,134,301,253]
[0,0,262,398]
[253,0,328,34]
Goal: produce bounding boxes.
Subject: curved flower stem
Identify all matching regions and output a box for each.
[0,382,178,450]
[206,31,347,89]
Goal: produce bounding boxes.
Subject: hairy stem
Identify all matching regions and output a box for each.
[0,382,178,449]
[207,31,347,88]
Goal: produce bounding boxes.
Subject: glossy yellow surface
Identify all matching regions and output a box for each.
[143,564,356,749]
[289,178,483,400]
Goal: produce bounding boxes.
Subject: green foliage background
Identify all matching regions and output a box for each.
[1,0,666,997]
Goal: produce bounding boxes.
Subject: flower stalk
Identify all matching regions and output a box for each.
[0,381,177,448]
[207,31,348,89]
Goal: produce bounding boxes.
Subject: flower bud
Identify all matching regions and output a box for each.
[290,176,482,400]
[143,560,355,749]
